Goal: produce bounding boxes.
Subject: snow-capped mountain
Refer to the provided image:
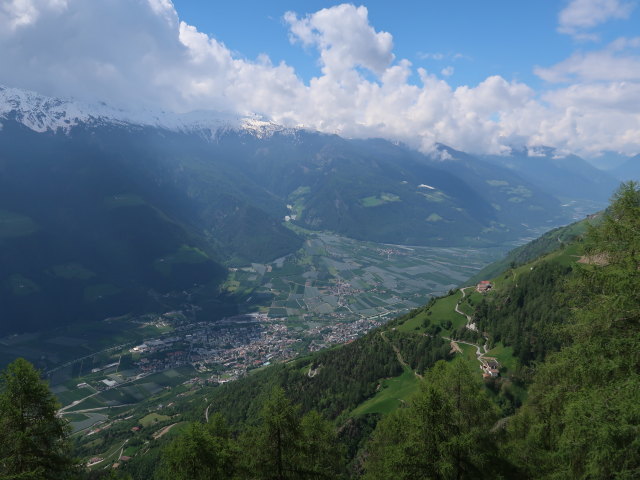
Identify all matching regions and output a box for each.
[0,85,296,138]
[0,85,585,336]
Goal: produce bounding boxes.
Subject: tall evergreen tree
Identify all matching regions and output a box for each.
[240,387,345,480]
[299,410,345,479]
[364,357,500,480]
[507,182,640,478]
[0,358,78,480]
[156,414,237,480]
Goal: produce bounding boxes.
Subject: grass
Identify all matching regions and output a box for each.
[351,367,420,416]
[64,395,106,412]
[123,446,139,457]
[65,413,90,422]
[103,194,147,209]
[0,210,37,238]
[457,300,474,318]
[490,240,584,293]
[360,193,401,207]
[88,436,130,469]
[7,274,40,296]
[269,307,288,318]
[83,283,121,302]
[153,245,210,276]
[486,342,517,372]
[139,413,171,427]
[457,343,478,364]
[457,289,484,317]
[83,438,104,450]
[418,191,447,203]
[56,387,97,406]
[397,290,465,335]
[50,263,95,280]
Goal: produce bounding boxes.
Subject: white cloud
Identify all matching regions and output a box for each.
[0,0,67,32]
[0,1,638,157]
[441,66,454,77]
[417,52,468,62]
[558,0,635,38]
[284,4,394,78]
[535,37,640,82]
[418,52,444,60]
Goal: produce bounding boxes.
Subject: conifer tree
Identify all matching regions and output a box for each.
[507,182,640,478]
[156,414,237,480]
[240,387,344,480]
[364,357,499,479]
[0,357,78,480]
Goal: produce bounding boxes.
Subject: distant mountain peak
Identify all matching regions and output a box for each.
[0,85,300,139]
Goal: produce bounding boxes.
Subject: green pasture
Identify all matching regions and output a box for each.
[50,263,95,280]
[0,210,37,238]
[398,290,465,335]
[360,193,400,207]
[153,245,210,276]
[103,194,147,209]
[351,367,420,416]
[139,413,171,427]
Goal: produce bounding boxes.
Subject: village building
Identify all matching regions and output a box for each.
[476,280,492,293]
[481,357,500,377]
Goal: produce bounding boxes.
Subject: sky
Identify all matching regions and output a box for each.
[0,0,639,158]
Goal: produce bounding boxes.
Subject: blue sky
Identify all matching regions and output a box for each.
[0,0,639,157]
[171,1,636,89]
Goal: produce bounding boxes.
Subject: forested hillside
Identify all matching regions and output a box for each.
[2,182,639,479]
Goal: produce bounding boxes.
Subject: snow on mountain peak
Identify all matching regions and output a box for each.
[0,85,297,138]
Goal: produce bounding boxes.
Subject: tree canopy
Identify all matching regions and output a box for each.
[364,357,501,479]
[506,181,640,478]
[0,358,78,480]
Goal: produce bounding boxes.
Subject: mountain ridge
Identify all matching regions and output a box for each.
[0,84,300,138]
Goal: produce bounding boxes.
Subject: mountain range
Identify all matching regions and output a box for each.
[0,85,622,335]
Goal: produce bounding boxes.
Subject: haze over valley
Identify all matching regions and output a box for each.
[0,1,639,478]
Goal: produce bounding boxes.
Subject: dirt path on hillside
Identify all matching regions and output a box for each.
[444,287,493,369]
[153,423,178,440]
[455,287,477,331]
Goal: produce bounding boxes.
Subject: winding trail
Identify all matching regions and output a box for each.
[86,439,128,469]
[455,286,477,331]
[153,423,178,440]
[447,287,491,368]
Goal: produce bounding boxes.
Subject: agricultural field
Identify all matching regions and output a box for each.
[225,232,505,332]
[1,230,509,442]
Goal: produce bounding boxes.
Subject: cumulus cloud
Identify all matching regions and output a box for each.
[0,1,638,157]
[284,4,394,78]
[558,0,635,38]
[535,37,640,82]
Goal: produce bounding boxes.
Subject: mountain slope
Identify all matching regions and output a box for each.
[107,220,585,478]
[432,144,566,230]
[0,86,581,335]
[480,146,619,204]
[0,121,231,334]
[610,153,640,181]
